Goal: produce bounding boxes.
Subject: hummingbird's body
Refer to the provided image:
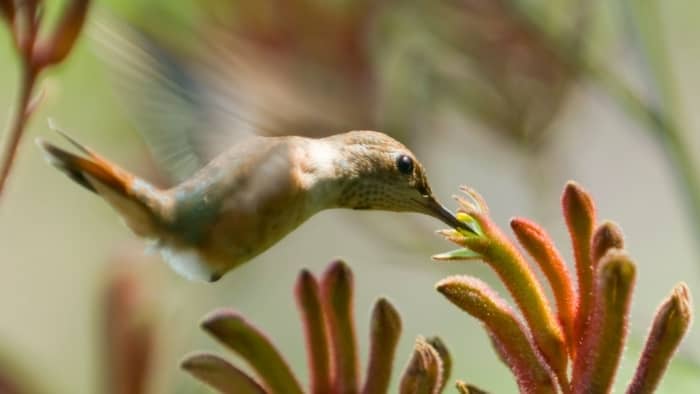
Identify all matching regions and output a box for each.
[39,130,468,282]
[145,135,315,281]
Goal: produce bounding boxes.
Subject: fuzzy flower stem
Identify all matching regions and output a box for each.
[626,283,692,394]
[462,215,567,383]
[295,270,332,394]
[437,276,557,394]
[571,250,636,394]
[362,298,402,394]
[510,217,577,356]
[321,260,359,393]
[562,181,597,345]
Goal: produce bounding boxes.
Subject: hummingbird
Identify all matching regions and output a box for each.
[38,128,473,282]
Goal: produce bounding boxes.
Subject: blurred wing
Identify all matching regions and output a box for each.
[92,18,273,183]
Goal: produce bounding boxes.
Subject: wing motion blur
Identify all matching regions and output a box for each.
[92,12,379,184]
[93,19,257,183]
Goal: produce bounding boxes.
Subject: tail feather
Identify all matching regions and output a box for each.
[36,130,170,237]
[38,139,111,193]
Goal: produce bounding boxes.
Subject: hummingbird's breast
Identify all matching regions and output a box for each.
[160,136,329,279]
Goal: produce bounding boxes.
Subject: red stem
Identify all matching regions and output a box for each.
[0,65,38,199]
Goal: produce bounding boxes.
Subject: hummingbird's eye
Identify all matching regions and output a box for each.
[396,154,414,175]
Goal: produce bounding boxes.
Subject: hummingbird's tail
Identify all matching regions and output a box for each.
[36,127,172,238]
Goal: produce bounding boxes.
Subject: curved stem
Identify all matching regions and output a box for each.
[0,65,37,199]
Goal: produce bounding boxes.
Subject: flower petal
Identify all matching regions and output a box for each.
[562,181,597,344]
[627,283,693,394]
[399,337,443,394]
[295,269,332,394]
[571,250,636,394]
[436,276,557,393]
[510,217,576,356]
[181,353,267,394]
[456,380,490,394]
[432,248,482,261]
[362,298,402,394]
[320,260,359,393]
[427,337,451,393]
[201,309,303,394]
[591,221,624,265]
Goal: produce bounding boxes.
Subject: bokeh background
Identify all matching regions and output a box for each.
[1,0,700,392]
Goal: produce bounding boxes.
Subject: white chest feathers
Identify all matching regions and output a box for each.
[159,245,215,282]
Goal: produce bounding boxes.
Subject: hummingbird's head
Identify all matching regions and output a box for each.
[329,131,473,232]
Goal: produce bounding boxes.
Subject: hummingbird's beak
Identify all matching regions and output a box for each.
[421,195,478,234]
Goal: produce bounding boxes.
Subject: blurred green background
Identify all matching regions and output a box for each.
[1,0,700,392]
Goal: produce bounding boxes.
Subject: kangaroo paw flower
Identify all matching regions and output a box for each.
[399,337,444,394]
[362,298,402,394]
[571,250,636,393]
[181,353,266,394]
[510,217,576,357]
[435,182,692,393]
[437,187,567,382]
[437,276,558,393]
[562,181,597,345]
[184,260,452,393]
[626,283,693,394]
